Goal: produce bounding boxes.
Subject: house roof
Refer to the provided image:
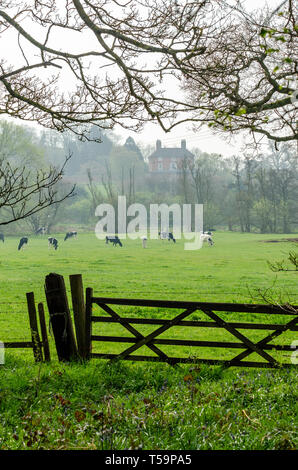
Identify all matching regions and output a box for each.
[148,147,194,160]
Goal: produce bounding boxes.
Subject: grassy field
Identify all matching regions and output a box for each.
[0,231,297,305]
[0,231,297,450]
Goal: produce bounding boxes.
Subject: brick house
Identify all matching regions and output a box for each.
[148,139,194,173]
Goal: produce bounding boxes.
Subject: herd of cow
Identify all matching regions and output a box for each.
[0,230,78,251]
[0,229,214,250]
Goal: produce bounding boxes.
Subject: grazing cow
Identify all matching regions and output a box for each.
[64,231,77,241]
[48,237,58,250]
[35,227,46,235]
[159,231,176,243]
[18,237,28,250]
[0,233,4,243]
[105,235,123,247]
[200,233,214,246]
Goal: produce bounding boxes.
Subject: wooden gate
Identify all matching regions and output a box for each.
[85,288,298,368]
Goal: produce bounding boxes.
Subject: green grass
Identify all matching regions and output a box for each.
[0,359,297,450]
[0,231,297,449]
[1,231,297,304]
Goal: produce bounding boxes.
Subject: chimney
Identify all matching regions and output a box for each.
[156,139,162,150]
[181,139,186,149]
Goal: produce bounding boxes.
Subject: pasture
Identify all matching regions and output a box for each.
[0,231,297,346]
[0,231,297,450]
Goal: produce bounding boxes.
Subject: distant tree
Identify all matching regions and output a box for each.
[230,142,297,233]
[0,120,74,227]
[177,150,223,229]
[123,137,144,162]
[0,155,74,227]
[109,145,146,196]
[0,120,44,168]
[231,156,259,233]
[86,168,104,212]
[254,142,298,233]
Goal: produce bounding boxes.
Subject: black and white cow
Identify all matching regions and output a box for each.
[18,237,28,250]
[64,231,77,241]
[0,233,4,243]
[35,227,46,235]
[159,231,176,243]
[48,237,58,250]
[200,233,214,246]
[105,235,123,247]
[168,232,176,243]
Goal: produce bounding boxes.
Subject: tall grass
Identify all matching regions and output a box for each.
[0,357,297,450]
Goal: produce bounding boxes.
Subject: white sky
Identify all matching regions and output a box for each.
[1,0,285,156]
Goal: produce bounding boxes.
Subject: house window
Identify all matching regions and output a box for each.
[158,159,163,171]
[171,161,177,170]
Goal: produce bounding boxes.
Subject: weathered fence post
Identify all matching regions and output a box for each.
[85,287,93,359]
[26,292,43,362]
[38,302,51,362]
[69,274,86,359]
[45,273,78,362]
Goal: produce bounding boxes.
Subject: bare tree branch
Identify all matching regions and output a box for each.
[0,0,296,143]
[0,153,75,226]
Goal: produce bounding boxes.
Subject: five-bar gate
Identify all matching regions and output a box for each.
[85,288,298,368]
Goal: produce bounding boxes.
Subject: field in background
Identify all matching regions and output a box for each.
[1,231,297,300]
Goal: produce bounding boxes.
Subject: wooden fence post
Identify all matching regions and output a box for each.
[45,273,78,362]
[69,274,85,359]
[38,303,51,362]
[85,287,93,360]
[26,292,43,362]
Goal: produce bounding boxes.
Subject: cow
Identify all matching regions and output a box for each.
[159,231,176,243]
[200,233,214,246]
[105,236,123,247]
[35,227,46,235]
[0,233,4,243]
[168,232,176,243]
[48,237,58,250]
[18,237,28,250]
[64,231,77,241]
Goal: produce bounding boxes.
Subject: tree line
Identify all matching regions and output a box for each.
[178,143,297,233]
[0,120,297,235]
